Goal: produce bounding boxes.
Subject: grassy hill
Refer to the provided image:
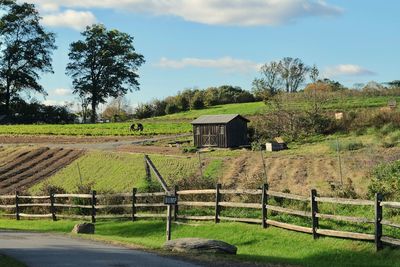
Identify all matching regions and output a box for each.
[151,101,266,121]
[0,94,398,136]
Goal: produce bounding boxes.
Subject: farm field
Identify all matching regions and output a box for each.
[0,95,399,137]
[16,130,400,198]
[0,146,83,194]
[0,121,192,136]
[29,150,219,194]
[0,219,399,267]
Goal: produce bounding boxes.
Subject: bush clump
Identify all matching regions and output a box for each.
[182,146,198,153]
[368,160,400,200]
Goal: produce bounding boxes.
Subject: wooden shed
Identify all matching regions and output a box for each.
[191,114,250,148]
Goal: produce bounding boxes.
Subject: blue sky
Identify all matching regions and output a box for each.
[20,0,400,109]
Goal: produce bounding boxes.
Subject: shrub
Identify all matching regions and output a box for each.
[72,182,95,215]
[368,160,400,200]
[182,146,197,153]
[330,140,364,152]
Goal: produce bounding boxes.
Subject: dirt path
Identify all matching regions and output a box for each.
[0,134,191,152]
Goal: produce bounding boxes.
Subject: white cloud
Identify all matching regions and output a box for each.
[323,64,376,78]
[53,88,72,96]
[155,57,262,73]
[29,0,343,26]
[42,9,96,30]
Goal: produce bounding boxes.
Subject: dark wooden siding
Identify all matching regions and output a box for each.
[193,117,248,148]
[226,119,248,147]
[193,124,227,148]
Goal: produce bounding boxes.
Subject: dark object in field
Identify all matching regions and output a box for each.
[164,238,237,255]
[129,123,144,132]
[71,223,95,234]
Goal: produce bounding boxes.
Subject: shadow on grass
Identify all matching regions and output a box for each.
[95,220,165,238]
[237,246,400,267]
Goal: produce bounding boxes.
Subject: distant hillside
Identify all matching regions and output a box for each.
[150,102,266,121]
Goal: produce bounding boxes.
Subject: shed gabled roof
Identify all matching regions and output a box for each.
[191,114,250,125]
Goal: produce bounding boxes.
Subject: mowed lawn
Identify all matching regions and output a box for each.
[0,219,399,267]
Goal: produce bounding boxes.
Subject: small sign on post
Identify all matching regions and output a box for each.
[164,194,177,241]
[164,195,177,205]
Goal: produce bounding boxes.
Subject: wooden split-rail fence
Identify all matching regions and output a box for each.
[1,184,400,251]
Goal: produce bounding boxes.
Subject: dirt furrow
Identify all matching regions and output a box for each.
[0,148,63,181]
[0,149,75,189]
[0,147,49,175]
[0,148,30,167]
[3,150,83,193]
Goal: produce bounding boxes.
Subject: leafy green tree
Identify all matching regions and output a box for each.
[165,102,179,114]
[133,103,153,119]
[150,99,167,117]
[66,24,144,123]
[387,80,400,88]
[0,0,56,116]
[190,91,205,109]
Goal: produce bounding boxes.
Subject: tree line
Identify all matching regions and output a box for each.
[0,0,144,123]
[133,85,255,119]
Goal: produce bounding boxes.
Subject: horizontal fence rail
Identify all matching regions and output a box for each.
[1,185,400,251]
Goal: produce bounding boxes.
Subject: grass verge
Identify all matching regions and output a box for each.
[0,254,26,267]
[0,219,399,267]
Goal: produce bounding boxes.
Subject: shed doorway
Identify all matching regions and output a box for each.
[201,125,220,147]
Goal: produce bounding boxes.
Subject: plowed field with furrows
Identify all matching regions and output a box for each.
[0,147,84,194]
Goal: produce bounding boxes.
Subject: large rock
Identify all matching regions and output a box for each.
[164,238,237,255]
[71,223,95,234]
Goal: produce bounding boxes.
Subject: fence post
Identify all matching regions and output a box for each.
[166,204,172,241]
[311,189,319,239]
[132,188,137,222]
[15,190,20,221]
[144,156,151,180]
[375,193,383,251]
[215,183,221,223]
[262,184,268,228]
[50,190,56,221]
[91,190,96,223]
[174,185,179,221]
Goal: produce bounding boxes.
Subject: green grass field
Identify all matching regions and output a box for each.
[0,254,26,267]
[29,151,218,194]
[0,219,399,267]
[0,121,192,136]
[152,101,266,120]
[0,95,397,137]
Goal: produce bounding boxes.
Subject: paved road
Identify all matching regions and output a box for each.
[0,231,200,267]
